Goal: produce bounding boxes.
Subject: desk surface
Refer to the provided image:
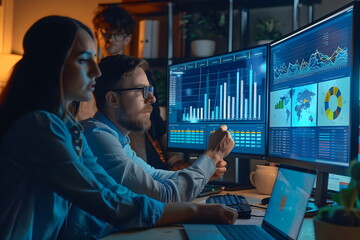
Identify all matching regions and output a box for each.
[101,189,315,240]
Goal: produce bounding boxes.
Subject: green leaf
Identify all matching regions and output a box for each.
[180,11,228,41]
[351,162,360,182]
[349,186,358,209]
[340,185,358,209]
[255,18,282,41]
[332,192,342,205]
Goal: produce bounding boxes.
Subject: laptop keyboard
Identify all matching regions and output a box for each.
[216,224,273,240]
[206,193,251,219]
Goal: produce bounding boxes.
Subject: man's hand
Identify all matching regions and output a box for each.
[210,159,227,180]
[204,125,235,164]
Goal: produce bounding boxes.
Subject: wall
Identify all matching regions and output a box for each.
[12,0,104,54]
[1,0,15,53]
[11,0,356,54]
[0,3,4,53]
[0,0,20,91]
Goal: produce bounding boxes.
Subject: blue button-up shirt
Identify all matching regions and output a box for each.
[0,111,164,240]
[82,111,216,202]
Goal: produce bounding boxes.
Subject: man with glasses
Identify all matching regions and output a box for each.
[82,54,231,202]
[67,54,233,238]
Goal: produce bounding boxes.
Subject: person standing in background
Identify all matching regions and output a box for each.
[91,4,195,170]
[92,4,135,59]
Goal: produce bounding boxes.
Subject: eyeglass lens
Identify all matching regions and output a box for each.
[144,86,154,98]
[99,30,126,42]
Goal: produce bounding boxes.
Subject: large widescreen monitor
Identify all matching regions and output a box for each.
[167,45,268,157]
[269,2,360,174]
[268,3,359,176]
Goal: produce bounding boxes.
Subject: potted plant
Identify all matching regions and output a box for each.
[180,11,227,57]
[255,18,282,45]
[314,161,360,240]
[151,69,166,106]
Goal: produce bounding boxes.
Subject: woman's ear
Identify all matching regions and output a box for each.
[105,91,120,108]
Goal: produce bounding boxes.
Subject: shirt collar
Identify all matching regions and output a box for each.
[93,111,130,146]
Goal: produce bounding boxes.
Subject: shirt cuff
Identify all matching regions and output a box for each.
[191,154,216,180]
[137,196,165,228]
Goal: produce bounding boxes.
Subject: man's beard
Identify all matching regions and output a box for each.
[117,106,152,132]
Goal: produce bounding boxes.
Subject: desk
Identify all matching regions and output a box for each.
[101,189,315,240]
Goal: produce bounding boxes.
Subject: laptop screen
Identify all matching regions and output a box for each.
[262,166,316,239]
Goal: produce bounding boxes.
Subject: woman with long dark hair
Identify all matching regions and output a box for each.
[0,16,236,239]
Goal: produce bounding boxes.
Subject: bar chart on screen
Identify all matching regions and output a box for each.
[180,66,263,122]
[175,59,266,124]
[168,45,267,154]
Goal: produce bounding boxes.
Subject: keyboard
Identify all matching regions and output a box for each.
[206,193,252,219]
[215,224,273,240]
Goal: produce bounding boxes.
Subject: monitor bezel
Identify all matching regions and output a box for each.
[166,44,269,160]
[266,1,360,176]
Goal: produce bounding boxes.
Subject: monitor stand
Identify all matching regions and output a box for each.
[209,157,254,191]
[305,171,336,217]
[314,171,330,207]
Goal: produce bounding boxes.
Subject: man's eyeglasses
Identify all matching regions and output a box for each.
[98,29,127,42]
[112,86,155,99]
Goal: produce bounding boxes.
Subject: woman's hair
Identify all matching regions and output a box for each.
[94,54,148,110]
[0,15,94,139]
[93,4,135,36]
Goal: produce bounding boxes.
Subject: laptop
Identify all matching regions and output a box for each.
[184,165,316,240]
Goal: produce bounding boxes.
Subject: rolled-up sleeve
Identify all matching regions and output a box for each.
[82,119,216,203]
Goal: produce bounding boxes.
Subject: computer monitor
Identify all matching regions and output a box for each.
[327,173,351,192]
[167,45,268,158]
[268,2,360,205]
